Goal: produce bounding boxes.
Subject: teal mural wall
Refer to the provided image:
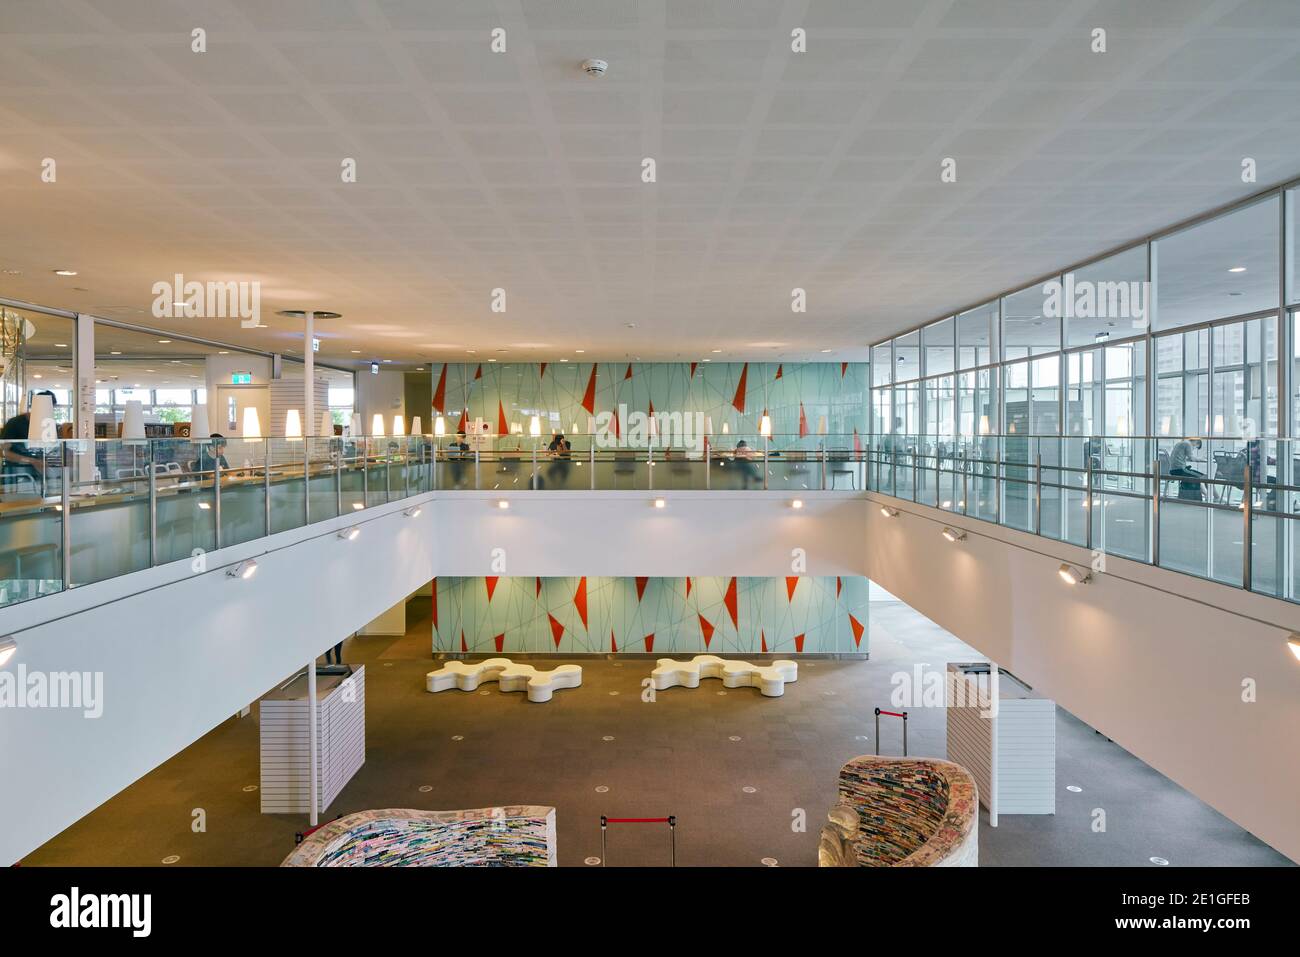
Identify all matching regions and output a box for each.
[433,576,870,657]
[428,361,868,447]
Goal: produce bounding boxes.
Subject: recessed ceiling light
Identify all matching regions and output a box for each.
[351,349,361,354]
[218,350,229,354]
[110,351,122,355]
[32,373,42,379]
[575,349,585,354]
[1228,266,1247,273]
[821,349,832,353]
[711,349,722,353]
[52,269,77,276]
[157,339,171,344]
[54,343,67,348]
[558,358,567,362]
[702,358,711,362]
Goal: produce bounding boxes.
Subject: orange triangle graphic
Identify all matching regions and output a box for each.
[644,633,654,653]
[497,400,508,437]
[698,614,714,649]
[786,576,799,602]
[724,577,738,629]
[580,364,598,414]
[731,362,748,414]
[798,402,809,437]
[485,576,499,601]
[635,577,648,601]
[794,632,805,653]
[848,613,865,648]
[761,629,767,653]
[574,577,588,630]
[548,613,565,649]
[432,364,447,413]
[494,633,505,653]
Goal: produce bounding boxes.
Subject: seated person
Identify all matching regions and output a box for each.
[1166,437,1204,501]
[1,390,56,491]
[190,434,232,474]
[446,431,470,487]
[545,432,572,487]
[734,439,761,486]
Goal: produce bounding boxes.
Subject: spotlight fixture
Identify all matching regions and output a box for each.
[1058,563,1092,586]
[653,498,666,509]
[404,505,423,518]
[227,559,258,580]
[338,526,360,541]
[1288,634,1300,663]
[497,500,510,510]
[790,499,804,509]
[52,268,77,276]
[880,506,898,517]
[351,502,365,510]
[941,527,966,543]
[0,637,17,668]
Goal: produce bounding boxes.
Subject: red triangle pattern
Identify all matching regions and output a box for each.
[635,577,648,601]
[761,629,767,653]
[689,362,697,378]
[574,577,588,630]
[698,613,714,649]
[848,613,865,648]
[494,633,505,653]
[724,577,738,629]
[685,577,692,598]
[539,362,547,379]
[775,364,783,380]
[836,576,842,598]
[785,576,799,601]
[624,362,633,380]
[485,576,499,601]
[474,363,482,380]
[841,361,848,378]
[455,408,468,434]
[798,402,809,438]
[460,629,467,653]
[535,576,542,598]
[497,400,508,437]
[548,613,565,649]
[580,364,597,415]
[731,362,748,413]
[432,364,448,413]
[794,632,806,653]
[610,630,617,654]
[644,633,655,653]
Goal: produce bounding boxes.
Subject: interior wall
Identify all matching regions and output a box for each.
[862,496,1300,863]
[434,575,869,656]
[354,368,405,431]
[0,494,438,866]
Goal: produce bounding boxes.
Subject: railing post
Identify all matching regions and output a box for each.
[1084,451,1093,552]
[148,464,157,567]
[385,446,392,503]
[1034,452,1042,535]
[589,440,596,490]
[705,444,711,490]
[820,445,827,491]
[961,450,969,516]
[763,436,769,490]
[335,444,343,518]
[264,440,272,536]
[214,459,223,550]
[60,443,72,591]
[474,446,480,491]
[303,441,311,526]
[1151,454,1161,567]
[1243,463,1253,591]
[647,444,654,491]
[532,446,539,490]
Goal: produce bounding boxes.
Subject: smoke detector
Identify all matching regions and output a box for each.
[581,58,608,77]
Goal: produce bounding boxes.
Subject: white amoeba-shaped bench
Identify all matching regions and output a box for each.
[650,654,798,697]
[426,658,582,703]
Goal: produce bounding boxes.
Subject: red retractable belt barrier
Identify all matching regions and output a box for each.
[600,815,677,866]
[874,707,909,756]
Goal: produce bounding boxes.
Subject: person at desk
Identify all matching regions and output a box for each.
[1167,436,1204,501]
[545,431,572,488]
[190,434,232,474]
[734,439,761,487]
[1,390,56,488]
[446,431,470,488]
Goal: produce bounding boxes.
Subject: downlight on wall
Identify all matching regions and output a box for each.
[227,559,258,580]
[653,498,666,509]
[0,637,17,668]
[496,500,510,510]
[404,505,423,518]
[941,527,967,543]
[1058,563,1092,586]
[1288,634,1300,662]
[790,499,804,509]
[338,527,360,541]
[880,506,899,517]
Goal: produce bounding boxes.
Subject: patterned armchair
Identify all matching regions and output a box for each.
[819,756,978,867]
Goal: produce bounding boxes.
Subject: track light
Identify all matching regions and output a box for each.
[1288,634,1300,663]
[941,527,966,543]
[880,506,898,517]
[338,527,360,541]
[404,504,423,518]
[0,637,17,668]
[227,559,258,580]
[1058,563,1091,586]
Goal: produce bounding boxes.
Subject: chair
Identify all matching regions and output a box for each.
[1211,451,1246,505]
[1156,450,1173,498]
[827,450,857,490]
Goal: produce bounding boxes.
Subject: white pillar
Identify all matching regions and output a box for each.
[304,311,315,436]
[307,660,318,827]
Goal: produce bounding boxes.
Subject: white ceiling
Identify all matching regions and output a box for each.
[0,0,1298,367]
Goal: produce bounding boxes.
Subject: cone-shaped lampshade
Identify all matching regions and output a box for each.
[372,413,385,437]
[529,415,541,437]
[191,403,210,438]
[284,409,302,439]
[409,416,422,436]
[392,414,405,437]
[122,399,146,440]
[241,406,262,439]
[759,415,772,438]
[434,416,446,437]
[27,392,56,443]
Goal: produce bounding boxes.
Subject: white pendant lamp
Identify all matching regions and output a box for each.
[759,414,772,438]
[319,410,333,437]
[27,391,57,444]
[978,414,990,435]
[704,415,713,436]
[122,399,146,440]
[721,421,730,435]
[529,415,541,437]
[285,409,303,439]
[392,414,405,437]
[409,416,422,436]
[434,416,446,437]
[191,403,210,438]
[372,413,385,437]
[242,406,262,439]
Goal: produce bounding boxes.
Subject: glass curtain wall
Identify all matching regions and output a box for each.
[868,185,1300,601]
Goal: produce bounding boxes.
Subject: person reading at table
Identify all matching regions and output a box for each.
[1167,437,1204,502]
[1,390,56,487]
[734,439,761,487]
[190,434,232,475]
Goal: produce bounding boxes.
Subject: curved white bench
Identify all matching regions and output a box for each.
[650,654,798,697]
[426,658,582,703]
